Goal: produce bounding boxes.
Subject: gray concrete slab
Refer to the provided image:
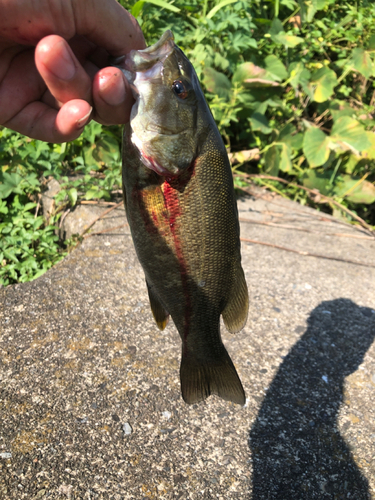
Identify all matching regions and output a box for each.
[1,190,375,499]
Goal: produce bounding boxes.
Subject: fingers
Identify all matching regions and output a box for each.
[36,35,134,126]
[56,99,92,139]
[4,99,92,143]
[92,66,133,125]
[0,47,46,126]
[35,35,92,105]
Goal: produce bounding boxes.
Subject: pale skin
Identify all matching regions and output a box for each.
[0,0,146,143]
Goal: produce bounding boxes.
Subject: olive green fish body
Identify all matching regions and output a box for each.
[121,31,248,405]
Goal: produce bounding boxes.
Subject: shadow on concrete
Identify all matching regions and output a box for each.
[249,298,375,500]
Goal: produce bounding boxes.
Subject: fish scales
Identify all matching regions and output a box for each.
[120,30,249,405]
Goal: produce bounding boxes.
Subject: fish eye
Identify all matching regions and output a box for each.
[172,80,188,99]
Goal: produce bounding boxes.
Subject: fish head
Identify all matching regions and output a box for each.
[123,30,209,177]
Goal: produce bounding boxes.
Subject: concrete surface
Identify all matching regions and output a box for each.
[1,188,375,499]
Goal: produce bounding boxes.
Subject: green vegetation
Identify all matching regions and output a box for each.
[1,0,375,285]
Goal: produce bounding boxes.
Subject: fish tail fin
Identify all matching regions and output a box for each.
[180,349,245,406]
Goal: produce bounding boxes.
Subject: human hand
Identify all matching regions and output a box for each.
[0,0,145,142]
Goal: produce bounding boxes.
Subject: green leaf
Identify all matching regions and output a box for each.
[83,134,120,168]
[302,0,330,22]
[131,0,146,17]
[368,34,375,50]
[264,143,292,175]
[206,0,237,19]
[203,67,232,99]
[269,18,284,35]
[281,0,298,8]
[289,62,312,95]
[278,144,293,172]
[279,125,304,150]
[363,132,375,160]
[334,175,375,204]
[264,145,280,176]
[349,48,373,79]
[331,117,371,152]
[232,62,267,85]
[309,67,338,103]
[85,189,99,201]
[271,32,304,47]
[68,188,78,207]
[249,113,273,135]
[0,172,24,198]
[0,200,8,215]
[138,0,180,13]
[81,122,102,144]
[3,248,19,263]
[264,55,288,81]
[303,127,330,167]
[301,170,333,196]
[329,100,355,121]
[269,18,303,47]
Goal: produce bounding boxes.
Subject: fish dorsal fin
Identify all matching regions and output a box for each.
[146,281,170,330]
[222,264,249,334]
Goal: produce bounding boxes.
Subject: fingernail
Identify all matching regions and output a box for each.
[99,72,126,106]
[48,41,76,80]
[76,107,93,129]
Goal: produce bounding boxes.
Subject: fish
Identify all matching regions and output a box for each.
[118,30,249,405]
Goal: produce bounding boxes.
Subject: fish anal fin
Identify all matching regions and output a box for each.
[180,348,245,405]
[146,281,169,331]
[222,265,249,334]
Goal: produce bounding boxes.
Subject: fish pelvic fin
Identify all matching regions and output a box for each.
[180,349,246,406]
[222,264,249,334]
[146,281,170,331]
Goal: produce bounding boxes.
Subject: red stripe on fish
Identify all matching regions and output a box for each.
[162,179,192,350]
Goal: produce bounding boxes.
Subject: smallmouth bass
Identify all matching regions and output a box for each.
[119,31,248,405]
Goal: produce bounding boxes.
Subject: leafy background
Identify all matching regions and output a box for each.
[1,0,375,285]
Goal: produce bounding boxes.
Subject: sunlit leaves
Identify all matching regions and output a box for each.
[331,117,371,153]
[264,55,288,81]
[2,0,375,286]
[348,48,374,79]
[309,67,338,103]
[334,175,375,204]
[264,143,293,176]
[300,0,332,23]
[68,188,78,208]
[302,170,375,204]
[232,62,267,85]
[206,0,238,19]
[269,18,304,47]
[202,67,232,98]
[131,0,180,18]
[289,62,312,96]
[303,128,330,167]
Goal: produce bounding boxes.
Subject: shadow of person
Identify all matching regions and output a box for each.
[249,298,375,500]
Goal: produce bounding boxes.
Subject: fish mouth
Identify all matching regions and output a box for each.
[111,30,175,97]
[125,30,175,73]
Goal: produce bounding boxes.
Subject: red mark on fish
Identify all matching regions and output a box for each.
[162,180,192,349]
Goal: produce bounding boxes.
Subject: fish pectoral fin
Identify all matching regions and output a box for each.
[146,281,170,331]
[180,348,246,405]
[222,264,249,334]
